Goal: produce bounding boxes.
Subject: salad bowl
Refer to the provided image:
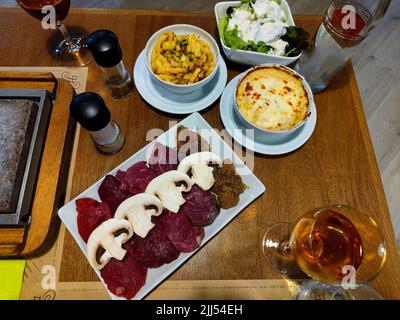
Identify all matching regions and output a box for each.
[215,0,303,66]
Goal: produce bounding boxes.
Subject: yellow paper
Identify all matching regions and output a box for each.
[0,260,26,300]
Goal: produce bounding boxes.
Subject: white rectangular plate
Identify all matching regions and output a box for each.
[58,112,265,300]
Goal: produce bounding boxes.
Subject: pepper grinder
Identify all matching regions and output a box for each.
[87,30,133,99]
[70,92,125,154]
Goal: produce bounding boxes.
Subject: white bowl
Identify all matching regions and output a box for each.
[215,1,301,66]
[234,64,314,142]
[144,24,220,95]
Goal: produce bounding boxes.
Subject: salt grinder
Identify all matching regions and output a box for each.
[87,30,133,99]
[70,92,125,154]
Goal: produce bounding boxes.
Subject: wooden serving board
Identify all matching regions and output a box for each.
[0,71,75,257]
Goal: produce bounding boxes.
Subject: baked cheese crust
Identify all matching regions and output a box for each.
[235,66,310,131]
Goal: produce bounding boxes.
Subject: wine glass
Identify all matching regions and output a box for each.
[16,0,92,67]
[262,204,387,300]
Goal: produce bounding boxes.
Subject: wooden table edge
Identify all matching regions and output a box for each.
[0,7,323,19]
[348,61,400,258]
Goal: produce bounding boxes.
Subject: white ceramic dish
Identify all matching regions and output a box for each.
[234,64,313,139]
[214,1,301,66]
[134,50,227,115]
[58,112,266,300]
[220,73,317,155]
[144,24,220,95]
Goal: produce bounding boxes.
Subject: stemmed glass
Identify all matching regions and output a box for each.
[16,0,92,67]
[262,205,387,299]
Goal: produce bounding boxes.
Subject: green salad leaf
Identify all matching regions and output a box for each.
[218,16,229,44]
[248,41,274,54]
[241,0,281,4]
[223,25,249,50]
[220,19,274,54]
[281,26,310,57]
[218,1,309,57]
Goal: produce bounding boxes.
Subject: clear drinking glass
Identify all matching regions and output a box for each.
[262,204,387,300]
[16,0,92,67]
[294,0,392,92]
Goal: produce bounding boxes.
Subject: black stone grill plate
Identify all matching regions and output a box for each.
[0,89,53,226]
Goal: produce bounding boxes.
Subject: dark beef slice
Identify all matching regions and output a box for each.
[176,126,210,161]
[181,185,220,226]
[118,161,158,194]
[155,210,204,253]
[126,221,179,268]
[76,198,113,242]
[98,175,133,213]
[147,143,179,175]
[100,251,147,300]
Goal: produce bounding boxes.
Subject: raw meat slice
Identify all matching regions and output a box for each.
[118,161,157,195]
[98,175,133,213]
[126,221,179,268]
[115,170,129,191]
[155,210,205,253]
[176,126,210,161]
[147,143,178,175]
[76,198,113,242]
[181,185,220,226]
[101,252,147,300]
[193,225,205,243]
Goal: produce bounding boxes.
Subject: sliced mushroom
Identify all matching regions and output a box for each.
[114,193,163,238]
[145,170,192,213]
[86,218,134,270]
[177,152,223,191]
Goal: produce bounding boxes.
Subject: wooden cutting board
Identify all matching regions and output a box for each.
[0,71,75,257]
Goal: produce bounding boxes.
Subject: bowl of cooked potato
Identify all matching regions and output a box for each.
[145,24,220,94]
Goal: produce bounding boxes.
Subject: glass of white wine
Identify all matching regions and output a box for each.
[262,204,387,299]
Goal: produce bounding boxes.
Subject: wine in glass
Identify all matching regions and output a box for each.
[16,0,92,67]
[262,205,386,299]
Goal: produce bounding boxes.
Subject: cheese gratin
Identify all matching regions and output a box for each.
[235,66,310,131]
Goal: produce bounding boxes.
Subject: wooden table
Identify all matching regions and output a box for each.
[1,8,399,299]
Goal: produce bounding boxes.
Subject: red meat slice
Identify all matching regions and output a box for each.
[181,185,220,226]
[126,221,179,268]
[100,252,147,300]
[98,175,133,213]
[117,161,157,195]
[147,143,178,175]
[155,210,205,253]
[115,170,129,191]
[76,198,113,242]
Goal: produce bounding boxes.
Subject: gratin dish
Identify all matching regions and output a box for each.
[144,24,220,95]
[214,1,301,66]
[233,64,313,141]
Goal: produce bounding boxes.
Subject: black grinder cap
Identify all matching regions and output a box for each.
[87,29,122,68]
[70,92,111,131]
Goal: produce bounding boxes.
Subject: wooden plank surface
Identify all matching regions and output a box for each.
[0,8,399,299]
[21,78,75,256]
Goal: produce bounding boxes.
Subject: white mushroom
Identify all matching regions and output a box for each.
[86,218,134,270]
[114,193,163,238]
[145,170,192,213]
[177,152,223,191]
